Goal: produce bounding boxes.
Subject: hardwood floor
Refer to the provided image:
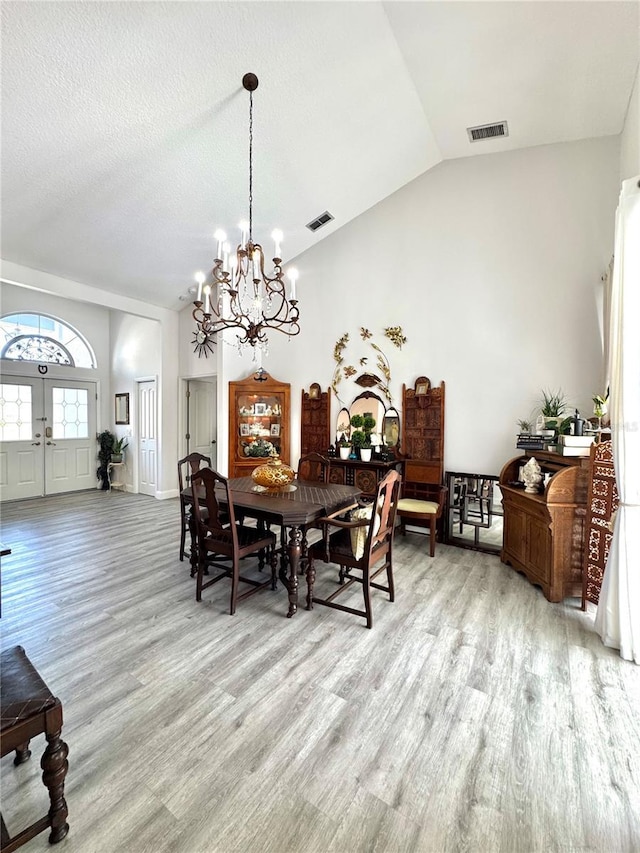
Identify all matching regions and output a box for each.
[1,490,639,853]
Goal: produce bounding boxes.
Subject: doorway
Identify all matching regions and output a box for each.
[0,376,97,500]
[184,377,217,462]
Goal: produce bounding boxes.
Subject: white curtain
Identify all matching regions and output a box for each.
[594,176,640,664]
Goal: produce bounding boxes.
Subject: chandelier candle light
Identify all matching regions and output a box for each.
[191,73,300,356]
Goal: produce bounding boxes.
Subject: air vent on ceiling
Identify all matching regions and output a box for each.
[306,211,334,232]
[467,121,509,143]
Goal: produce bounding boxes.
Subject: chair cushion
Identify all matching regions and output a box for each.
[350,504,381,560]
[397,498,439,514]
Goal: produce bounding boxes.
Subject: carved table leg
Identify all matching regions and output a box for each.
[41,728,69,844]
[283,525,302,618]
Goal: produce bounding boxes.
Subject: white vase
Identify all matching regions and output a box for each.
[360,448,372,462]
[339,446,351,460]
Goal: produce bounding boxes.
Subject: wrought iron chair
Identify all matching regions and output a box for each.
[305,469,401,628]
[190,468,277,614]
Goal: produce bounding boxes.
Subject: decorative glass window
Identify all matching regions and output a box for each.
[0,313,96,368]
[0,383,32,441]
[52,386,89,439]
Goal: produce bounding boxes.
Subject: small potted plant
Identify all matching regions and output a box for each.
[337,434,351,460]
[111,436,129,464]
[539,388,568,431]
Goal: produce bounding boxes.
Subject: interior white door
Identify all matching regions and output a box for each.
[138,380,157,496]
[0,376,97,500]
[188,378,217,462]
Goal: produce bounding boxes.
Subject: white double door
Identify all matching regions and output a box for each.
[0,376,97,501]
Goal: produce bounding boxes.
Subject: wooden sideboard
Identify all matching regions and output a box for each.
[498,450,589,602]
[328,457,404,499]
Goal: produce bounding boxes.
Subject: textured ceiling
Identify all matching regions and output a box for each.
[1,1,638,310]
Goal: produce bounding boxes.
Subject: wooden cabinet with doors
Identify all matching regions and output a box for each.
[499,450,589,602]
[228,371,290,478]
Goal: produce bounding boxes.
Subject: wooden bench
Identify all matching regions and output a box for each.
[0,646,69,852]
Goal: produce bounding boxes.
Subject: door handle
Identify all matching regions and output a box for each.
[31,441,41,446]
[211,439,217,444]
[46,441,57,446]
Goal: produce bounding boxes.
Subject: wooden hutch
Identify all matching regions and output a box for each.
[499,450,589,602]
[228,371,290,479]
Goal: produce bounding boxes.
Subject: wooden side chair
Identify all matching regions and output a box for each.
[178,452,211,566]
[190,468,277,614]
[296,452,331,483]
[396,479,448,557]
[305,469,401,628]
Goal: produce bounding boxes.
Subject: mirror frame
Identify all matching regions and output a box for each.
[383,406,401,449]
[335,406,351,443]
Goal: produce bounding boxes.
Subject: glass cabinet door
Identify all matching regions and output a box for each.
[237,392,284,461]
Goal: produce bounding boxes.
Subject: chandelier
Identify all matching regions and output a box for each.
[191,73,300,356]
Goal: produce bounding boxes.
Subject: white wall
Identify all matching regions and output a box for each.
[110,311,161,491]
[266,136,619,475]
[620,64,640,182]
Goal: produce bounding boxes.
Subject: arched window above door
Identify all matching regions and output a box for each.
[0,313,96,368]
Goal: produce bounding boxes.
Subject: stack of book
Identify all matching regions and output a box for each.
[516,433,547,450]
[557,435,594,456]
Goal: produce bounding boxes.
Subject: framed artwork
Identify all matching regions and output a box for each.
[115,393,130,425]
[240,423,251,436]
[270,423,281,437]
[308,382,321,400]
[254,403,267,416]
[415,378,431,396]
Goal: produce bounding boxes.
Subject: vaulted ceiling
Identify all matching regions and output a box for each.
[1,1,638,310]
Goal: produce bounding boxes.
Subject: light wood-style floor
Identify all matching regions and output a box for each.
[1,490,639,853]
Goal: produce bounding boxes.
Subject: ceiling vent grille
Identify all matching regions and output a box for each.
[306,211,334,232]
[467,121,509,143]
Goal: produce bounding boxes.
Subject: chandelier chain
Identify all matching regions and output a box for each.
[248,89,253,242]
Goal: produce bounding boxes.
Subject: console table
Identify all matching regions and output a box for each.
[499,450,589,602]
[328,457,404,498]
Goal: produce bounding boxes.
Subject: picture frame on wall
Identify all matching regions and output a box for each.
[115,393,130,425]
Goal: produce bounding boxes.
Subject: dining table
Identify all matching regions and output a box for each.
[185,477,361,618]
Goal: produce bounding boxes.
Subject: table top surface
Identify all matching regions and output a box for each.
[187,477,361,526]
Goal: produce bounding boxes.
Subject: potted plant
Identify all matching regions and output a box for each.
[337,434,351,460]
[96,430,116,490]
[111,436,129,464]
[539,388,568,430]
[360,413,376,461]
[351,429,366,458]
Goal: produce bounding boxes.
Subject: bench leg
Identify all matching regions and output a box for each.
[13,740,32,766]
[41,729,69,844]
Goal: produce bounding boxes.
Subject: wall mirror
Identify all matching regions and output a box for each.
[115,393,130,425]
[335,406,351,442]
[383,407,400,447]
[444,472,503,554]
[348,391,386,438]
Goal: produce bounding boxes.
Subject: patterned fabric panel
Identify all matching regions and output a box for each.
[583,441,618,606]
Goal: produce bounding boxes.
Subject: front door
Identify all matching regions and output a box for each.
[0,376,97,500]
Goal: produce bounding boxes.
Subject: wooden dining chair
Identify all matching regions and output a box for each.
[305,469,401,628]
[396,480,448,557]
[190,468,277,614]
[178,452,211,565]
[296,452,331,483]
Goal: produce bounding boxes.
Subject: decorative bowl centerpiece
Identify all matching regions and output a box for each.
[252,449,296,493]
